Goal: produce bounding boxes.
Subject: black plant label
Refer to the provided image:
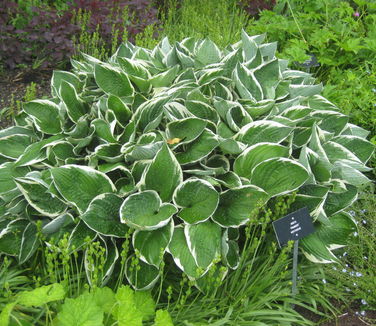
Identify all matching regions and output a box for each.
[272,207,315,248]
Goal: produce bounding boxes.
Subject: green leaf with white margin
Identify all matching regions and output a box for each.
[324,184,358,216]
[59,80,88,123]
[107,94,132,127]
[133,220,173,267]
[68,221,96,252]
[153,310,174,326]
[15,177,66,217]
[125,255,160,291]
[236,120,292,146]
[94,144,123,163]
[165,117,207,147]
[17,283,65,306]
[250,158,309,197]
[332,135,375,164]
[51,70,82,96]
[185,220,221,270]
[201,154,230,175]
[173,179,219,224]
[141,143,183,202]
[120,190,177,231]
[0,162,30,198]
[167,226,201,279]
[51,165,116,214]
[150,65,180,88]
[42,213,75,240]
[254,59,280,99]
[81,193,128,237]
[94,63,134,97]
[331,161,370,187]
[133,96,169,132]
[289,83,323,98]
[322,141,371,172]
[195,38,221,66]
[91,118,117,143]
[18,222,39,264]
[0,219,29,256]
[176,129,219,165]
[57,292,104,326]
[24,100,62,134]
[301,211,357,263]
[234,143,289,179]
[212,185,268,227]
[233,63,263,101]
[15,134,64,167]
[0,134,33,160]
[222,240,239,270]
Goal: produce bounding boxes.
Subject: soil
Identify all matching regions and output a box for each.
[298,305,376,325]
[1,67,375,326]
[0,68,53,129]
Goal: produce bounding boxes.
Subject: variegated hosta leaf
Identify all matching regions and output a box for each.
[19,222,39,264]
[165,118,207,147]
[133,220,174,267]
[141,143,183,202]
[15,177,66,217]
[51,165,116,214]
[94,63,134,97]
[173,179,219,224]
[250,158,309,197]
[120,190,177,230]
[125,255,160,290]
[185,220,222,270]
[212,185,269,227]
[236,120,292,146]
[167,226,201,279]
[80,193,128,237]
[234,143,289,179]
[175,129,219,164]
[24,100,62,134]
[301,211,357,263]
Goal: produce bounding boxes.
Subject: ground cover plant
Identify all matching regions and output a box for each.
[0,30,374,297]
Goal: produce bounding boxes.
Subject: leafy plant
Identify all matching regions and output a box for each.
[0,31,374,290]
[245,0,376,140]
[0,282,173,326]
[0,1,159,69]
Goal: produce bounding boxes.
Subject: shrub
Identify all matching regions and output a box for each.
[0,31,374,290]
[245,0,376,141]
[0,0,159,69]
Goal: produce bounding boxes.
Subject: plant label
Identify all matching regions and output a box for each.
[272,207,315,248]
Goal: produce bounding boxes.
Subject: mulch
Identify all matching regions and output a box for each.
[0,68,53,129]
[0,67,375,326]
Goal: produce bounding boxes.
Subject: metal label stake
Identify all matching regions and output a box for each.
[272,207,315,302]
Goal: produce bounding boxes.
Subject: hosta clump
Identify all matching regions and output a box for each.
[0,31,374,289]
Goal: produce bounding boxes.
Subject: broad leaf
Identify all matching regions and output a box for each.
[51,165,116,213]
[120,191,177,230]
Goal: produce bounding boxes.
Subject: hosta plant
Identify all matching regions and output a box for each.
[0,31,374,290]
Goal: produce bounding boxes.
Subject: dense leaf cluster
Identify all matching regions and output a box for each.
[0,32,374,289]
[0,0,158,69]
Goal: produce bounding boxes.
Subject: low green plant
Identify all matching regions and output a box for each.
[159,0,249,48]
[0,82,38,123]
[0,32,374,292]
[324,188,376,315]
[245,0,376,140]
[0,282,174,326]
